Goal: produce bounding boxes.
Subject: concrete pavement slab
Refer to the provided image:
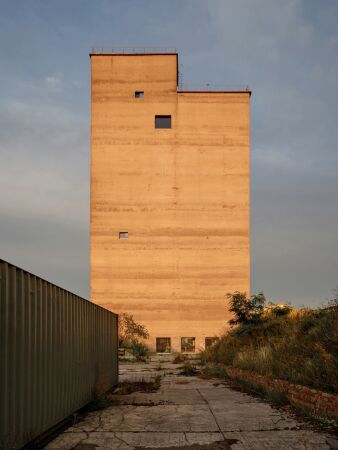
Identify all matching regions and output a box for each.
[44,362,334,449]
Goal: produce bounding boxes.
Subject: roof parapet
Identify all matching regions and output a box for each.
[178,83,251,94]
[91,46,177,55]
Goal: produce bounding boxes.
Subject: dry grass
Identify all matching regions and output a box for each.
[202,303,338,394]
[173,353,188,364]
[116,375,161,395]
[179,361,199,376]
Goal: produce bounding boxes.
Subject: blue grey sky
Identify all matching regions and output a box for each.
[1,0,337,305]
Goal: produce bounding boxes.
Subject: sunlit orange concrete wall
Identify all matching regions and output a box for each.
[90,54,250,352]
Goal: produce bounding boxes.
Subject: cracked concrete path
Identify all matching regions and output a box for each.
[44,362,337,449]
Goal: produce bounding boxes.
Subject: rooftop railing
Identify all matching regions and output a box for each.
[178,83,250,92]
[91,46,177,54]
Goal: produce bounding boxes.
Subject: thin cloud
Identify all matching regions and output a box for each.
[44,75,63,91]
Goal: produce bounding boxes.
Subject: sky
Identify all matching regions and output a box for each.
[0,0,337,306]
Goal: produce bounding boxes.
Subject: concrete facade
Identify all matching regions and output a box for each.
[90,53,250,352]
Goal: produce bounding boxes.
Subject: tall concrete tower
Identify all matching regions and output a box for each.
[90,49,250,353]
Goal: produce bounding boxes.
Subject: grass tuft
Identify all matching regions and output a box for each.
[173,353,188,364]
[116,375,161,395]
[179,361,198,376]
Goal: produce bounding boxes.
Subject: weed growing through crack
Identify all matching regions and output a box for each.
[173,353,188,364]
[116,375,161,395]
[179,361,198,376]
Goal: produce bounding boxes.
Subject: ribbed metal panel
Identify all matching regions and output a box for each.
[0,259,118,450]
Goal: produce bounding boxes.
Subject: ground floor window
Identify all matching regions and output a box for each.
[156,337,171,353]
[181,337,195,353]
[205,337,219,349]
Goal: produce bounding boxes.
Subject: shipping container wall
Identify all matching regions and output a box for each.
[0,259,118,450]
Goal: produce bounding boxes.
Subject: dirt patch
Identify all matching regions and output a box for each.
[72,445,98,450]
[179,361,199,376]
[118,400,172,407]
[173,353,188,364]
[114,375,161,395]
[137,438,238,450]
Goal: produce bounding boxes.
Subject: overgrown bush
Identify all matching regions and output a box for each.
[130,340,149,361]
[202,298,338,394]
[264,301,293,317]
[173,353,188,364]
[228,291,266,325]
[179,361,198,376]
[118,313,149,348]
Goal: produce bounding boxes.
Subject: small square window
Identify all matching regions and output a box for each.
[156,337,171,353]
[135,91,144,98]
[181,337,195,353]
[205,337,219,349]
[155,115,171,129]
[119,231,128,239]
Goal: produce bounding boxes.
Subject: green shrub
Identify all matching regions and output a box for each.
[119,313,149,348]
[227,291,266,326]
[130,340,149,361]
[202,301,338,394]
[173,353,188,364]
[179,361,198,376]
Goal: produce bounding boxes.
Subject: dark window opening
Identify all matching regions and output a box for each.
[205,337,219,349]
[181,337,195,353]
[156,337,171,353]
[135,91,144,98]
[155,115,171,129]
[119,231,129,239]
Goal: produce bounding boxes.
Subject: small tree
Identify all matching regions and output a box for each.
[227,291,266,326]
[130,340,149,361]
[118,313,149,347]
